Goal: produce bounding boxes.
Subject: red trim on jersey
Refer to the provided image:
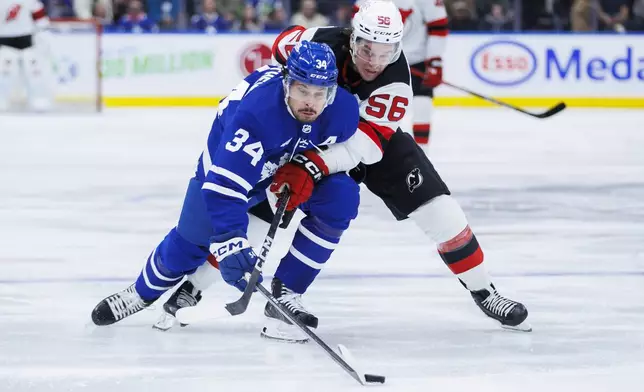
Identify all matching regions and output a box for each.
[399,8,413,24]
[358,121,383,153]
[207,254,220,270]
[447,246,484,274]
[272,25,306,64]
[427,17,449,37]
[32,8,47,21]
[369,121,395,141]
[427,17,449,28]
[438,226,473,253]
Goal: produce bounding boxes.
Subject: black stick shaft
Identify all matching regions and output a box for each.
[225,191,290,316]
[256,284,368,385]
[441,80,566,119]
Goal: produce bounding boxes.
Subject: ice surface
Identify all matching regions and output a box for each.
[1,108,643,391]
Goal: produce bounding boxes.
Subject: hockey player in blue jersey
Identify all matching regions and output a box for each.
[90,41,361,328]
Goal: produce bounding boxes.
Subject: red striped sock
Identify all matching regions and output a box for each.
[413,123,430,145]
[437,226,484,275]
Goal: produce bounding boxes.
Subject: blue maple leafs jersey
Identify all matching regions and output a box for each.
[195,65,359,238]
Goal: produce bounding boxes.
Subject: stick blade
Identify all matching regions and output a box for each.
[224,300,248,316]
[224,272,256,315]
[536,102,567,118]
[364,374,386,384]
[337,344,385,385]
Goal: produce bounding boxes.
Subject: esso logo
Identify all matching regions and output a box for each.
[470,40,537,86]
[240,43,272,76]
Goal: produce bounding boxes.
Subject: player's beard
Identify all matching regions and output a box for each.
[295,107,319,122]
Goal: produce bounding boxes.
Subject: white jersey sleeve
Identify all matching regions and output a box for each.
[320,81,413,173]
[0,0,47,38]
[393,0,448,64]
[421,0,448,60]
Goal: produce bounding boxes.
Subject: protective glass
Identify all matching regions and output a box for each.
[285,76,338,107]
[353,38,401,66]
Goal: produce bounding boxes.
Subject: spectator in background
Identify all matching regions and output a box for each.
[330,2,353,27]
[117,0,158,32]
[521,0,548,30]
[626,0,644,30]
[159,1,177,30]
[238,3,263,31]
[112,0,130,25]
[597,0,630,31]
[571,0,595,31]
[448,0,480,30]
[73,0,111,20]
[46,0,76,17]
[191,0,233,33]
[479,2,514,31]
[264,3,288,31]
[291,0,329,28]
[93,1,114,24]
[245,0,278,22]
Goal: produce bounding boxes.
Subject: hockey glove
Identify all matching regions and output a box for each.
[270,150,329,211]
[421,57,443,89]
[209,231,262,292]
[349,163,367,184]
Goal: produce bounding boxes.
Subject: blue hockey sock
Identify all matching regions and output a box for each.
[275,217,342,293]
[134,244,183,301]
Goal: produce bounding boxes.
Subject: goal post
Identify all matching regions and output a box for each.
[49,18,102,112]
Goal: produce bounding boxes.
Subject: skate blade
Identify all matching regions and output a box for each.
[501,320,532,332]
[152,312,181,331]
[260,329,309,344]
[260,318,309,343]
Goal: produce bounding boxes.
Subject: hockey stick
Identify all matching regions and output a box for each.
[224,191,290,316]
[410,68,566,119]
[442,81,566,119]
[256,283,386,386]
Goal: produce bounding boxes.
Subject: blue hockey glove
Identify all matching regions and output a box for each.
[209,230,262,292]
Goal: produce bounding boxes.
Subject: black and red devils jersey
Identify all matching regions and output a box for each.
[273,25,413,161]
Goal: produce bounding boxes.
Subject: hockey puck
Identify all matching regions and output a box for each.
[364,374,386,384]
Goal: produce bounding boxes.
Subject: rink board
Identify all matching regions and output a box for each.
[50,32,644,108]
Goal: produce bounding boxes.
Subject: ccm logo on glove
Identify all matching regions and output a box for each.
[270,150,329,211]
[292,153,324,182]
[211,237,251,259]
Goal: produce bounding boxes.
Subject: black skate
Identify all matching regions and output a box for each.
[153,281,202,331]
[261,277,318,343]
[91,284,155,326]
[470,284,531,332]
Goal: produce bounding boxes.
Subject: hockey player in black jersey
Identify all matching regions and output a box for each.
[267,0,530,336]
[168,0,530,340]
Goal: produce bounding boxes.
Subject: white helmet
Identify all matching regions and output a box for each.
[351,0,404,65]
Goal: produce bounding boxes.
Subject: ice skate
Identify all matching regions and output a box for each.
[153,281,202,331]
[261,277,318,343]
[470,284,531,332]
[91,284,155,326]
